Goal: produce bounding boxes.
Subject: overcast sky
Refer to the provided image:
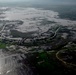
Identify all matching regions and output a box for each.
[0,0,76,4]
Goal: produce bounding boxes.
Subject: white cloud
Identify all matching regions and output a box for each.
[1,7,76,33]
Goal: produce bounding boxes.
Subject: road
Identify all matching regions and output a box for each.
[0,22,8,38]
[51,27,60,39]
[0,23,6,34]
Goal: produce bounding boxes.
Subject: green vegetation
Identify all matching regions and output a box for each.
[0,42,6,48]
[27,51,75,75]
[0,39,11,49]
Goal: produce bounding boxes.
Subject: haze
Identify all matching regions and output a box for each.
[0,0,76,4]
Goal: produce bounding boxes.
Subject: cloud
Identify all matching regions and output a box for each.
[4,8,58,32]
[2,7,76,33]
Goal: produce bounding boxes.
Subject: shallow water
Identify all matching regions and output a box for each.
[0,49,32,75]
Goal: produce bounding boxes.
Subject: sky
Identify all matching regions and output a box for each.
[0,0,76,4]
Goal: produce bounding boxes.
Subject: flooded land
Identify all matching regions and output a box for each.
[0,4,76,75]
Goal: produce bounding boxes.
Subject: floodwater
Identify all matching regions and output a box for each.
[0,49,32,75]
